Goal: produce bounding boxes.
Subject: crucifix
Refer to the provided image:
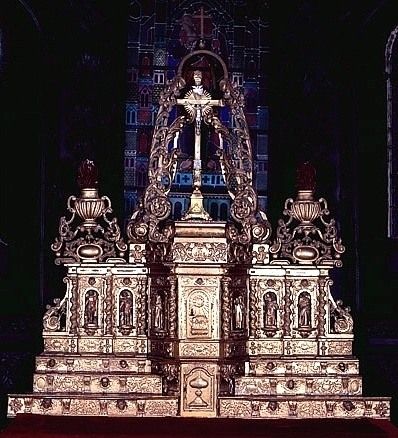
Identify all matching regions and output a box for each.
[192,6,212,41]
[176,70,224,220]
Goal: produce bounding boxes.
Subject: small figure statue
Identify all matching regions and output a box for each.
[298,292,311,327]
[233,295,245,330]
[84,290,98,326]
[119,290,133,327]
[264,292,278,328]
[154,294,164,329]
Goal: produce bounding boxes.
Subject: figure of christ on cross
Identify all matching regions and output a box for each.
[176,70,224,220]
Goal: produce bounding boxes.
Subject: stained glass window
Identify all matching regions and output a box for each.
[124,1,270,220]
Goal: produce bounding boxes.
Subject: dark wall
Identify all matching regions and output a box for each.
[269,0,398,325]
[0,0,128,428]
[0,0,128,313]
[268,1,398,422]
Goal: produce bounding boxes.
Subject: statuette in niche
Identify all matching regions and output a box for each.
[84,290,98,328]
[119,290,134,328]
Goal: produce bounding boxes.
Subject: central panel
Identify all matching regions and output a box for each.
[172,221,227,417]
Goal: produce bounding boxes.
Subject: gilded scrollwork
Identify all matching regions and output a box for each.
[136,278,147,335]
[51,160,127,264]
[172,242,227,262]
[248,278,259,337]
[283,280,293,336]
[126,75,187,245]
[168,276,178,337]
[270,163,345,266]
[214,78,271,252]
[330,298,354,334]
[43,297,66,332]
[221,277,232,338]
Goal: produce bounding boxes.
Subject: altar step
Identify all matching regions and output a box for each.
[7,393,179,417]
[218,395,391,419]
[35,354,152,373]
[245,356,361,376]
[32,372,163,394]
[235,375,362,396]
[8,393,390,419]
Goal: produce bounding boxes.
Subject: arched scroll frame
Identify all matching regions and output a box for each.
[126,49,271,256]
[126,75,187,245]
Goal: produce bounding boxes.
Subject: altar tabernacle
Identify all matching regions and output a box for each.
[6,47,392,422]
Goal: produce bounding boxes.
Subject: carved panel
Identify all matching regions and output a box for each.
[33,374,162,394]
[180,363,218,417]
[113,338,147,354]
[181,287,219,340]
[218,398,390,419]
[35,356,150,373]
[43,337,75,354]
[172,242,227,263]
[246,359,360,376]
[78,338,106,353]
[235,377,362,396]
[248,340,283,356]
[327,341,353,355]
[7,396,181,418]
[284,340,318,356]
[179,342,219,358]
[144,399,179,416]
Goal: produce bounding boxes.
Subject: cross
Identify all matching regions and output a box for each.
[175,70,223,220]
[192,7,212,40]
[176,71,223,191]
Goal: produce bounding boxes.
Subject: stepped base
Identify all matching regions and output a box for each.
[235,375,362,396]
[219,396,391,419]
[7,394,179,418]
[8,394,391,419]
[32,372,162,394]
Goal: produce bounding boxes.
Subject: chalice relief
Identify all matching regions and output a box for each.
[176,70,224,221]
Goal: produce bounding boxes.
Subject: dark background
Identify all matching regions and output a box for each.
[0,0,397,427]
